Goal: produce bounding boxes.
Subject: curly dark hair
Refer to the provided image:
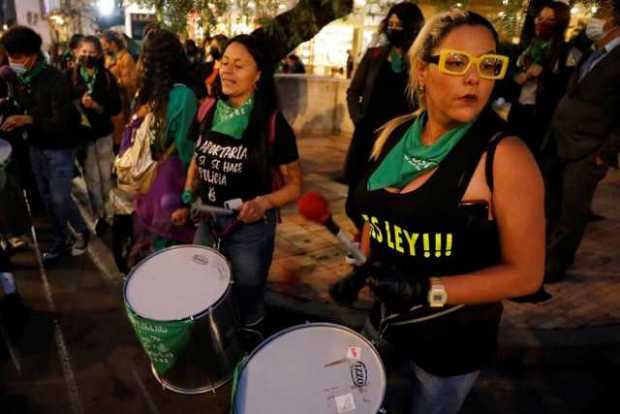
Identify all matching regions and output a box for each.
[135,28,190,144]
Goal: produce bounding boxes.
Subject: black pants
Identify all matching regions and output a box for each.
[112,214,133,274]
[542,139,608,276]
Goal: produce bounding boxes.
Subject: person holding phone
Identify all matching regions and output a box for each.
[347,11,545,413]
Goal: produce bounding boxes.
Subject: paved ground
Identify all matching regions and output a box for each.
[1,132,618,413]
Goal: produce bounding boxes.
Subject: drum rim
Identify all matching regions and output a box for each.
[233,322,387,408]
[123,244,232,322]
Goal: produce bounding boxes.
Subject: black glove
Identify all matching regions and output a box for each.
[329,263,372,306]
[367,263,430,314]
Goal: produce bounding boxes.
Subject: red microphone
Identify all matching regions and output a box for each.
[298,191,366,264]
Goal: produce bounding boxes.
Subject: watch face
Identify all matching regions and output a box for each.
[429,286,447,307]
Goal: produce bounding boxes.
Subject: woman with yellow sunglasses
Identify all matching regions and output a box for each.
[346,10,545,413]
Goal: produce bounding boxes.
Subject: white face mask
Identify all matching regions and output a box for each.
[585,17,611,41]
[8,62,28,76]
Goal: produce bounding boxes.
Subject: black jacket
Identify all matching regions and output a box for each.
[69,65,122,139]
[346,46,390,125]
[13,64,81,149]
[551,43,620,161]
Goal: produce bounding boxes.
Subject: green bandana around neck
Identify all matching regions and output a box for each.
[79,66,98,93]
[211,96,254,140]
[367,113,474,191]
[390,48,405,73]
[17,61,46,86]
[521,39,551,67]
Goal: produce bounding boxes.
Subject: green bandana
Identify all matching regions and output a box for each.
[390,48,405,73]
[520,39,551,67]
[368,113,473,191]
[211,96,254,140]
[17,61,46,86]
[79,66,98,93]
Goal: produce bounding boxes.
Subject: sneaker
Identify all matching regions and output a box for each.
[71,232,89,256]
[8,236,28,250]
[94,219,109,237]
[42,242,71,263]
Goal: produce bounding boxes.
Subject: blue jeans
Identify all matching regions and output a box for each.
[29,146,88,247]
[194,210,276,326]
[83,134,113,220]
[409,363,478,414]
[363,318,479,414]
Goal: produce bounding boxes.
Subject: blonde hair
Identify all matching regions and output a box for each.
[370,10,499,160]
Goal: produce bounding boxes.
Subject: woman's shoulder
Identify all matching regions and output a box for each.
[492,135,539,177]
[118,50,135,65]
[169,83,197,103]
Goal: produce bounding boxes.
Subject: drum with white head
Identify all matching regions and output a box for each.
[232,323,386,413]
[124,245,243,394]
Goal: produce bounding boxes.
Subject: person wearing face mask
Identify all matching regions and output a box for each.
[541,0,620,284]
[508,1,571,159]
[339,11,544,413]
[345,2,424,231]
[0,27,89,263]
[69,36,121,236]
[100,30,137,153]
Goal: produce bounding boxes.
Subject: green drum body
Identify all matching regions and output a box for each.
[124,245,243,394]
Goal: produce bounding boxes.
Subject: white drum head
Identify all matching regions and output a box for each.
[234,323,386,414]
[125,245,231,321]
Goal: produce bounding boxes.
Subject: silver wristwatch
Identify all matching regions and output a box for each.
[428,277,448,308]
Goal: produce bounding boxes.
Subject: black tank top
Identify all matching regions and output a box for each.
[355,108,508,376]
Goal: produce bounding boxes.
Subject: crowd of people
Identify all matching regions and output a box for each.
[0,0,618,412]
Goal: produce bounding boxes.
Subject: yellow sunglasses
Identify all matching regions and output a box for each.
[425,49,510,80]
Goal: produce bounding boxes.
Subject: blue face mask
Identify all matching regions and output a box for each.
[9,62,28,76]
